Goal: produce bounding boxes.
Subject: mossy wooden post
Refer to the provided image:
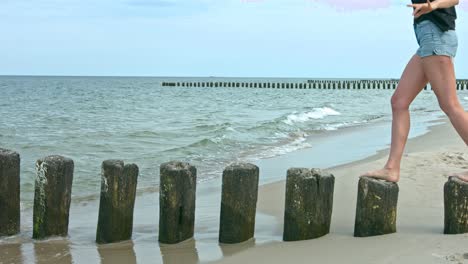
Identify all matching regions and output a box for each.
[33,155,74,239]
[159,161,197,244]
[96,160,139,244]
[354,177,398,237]
[283,168,335,241]
[444,176,468,234]
[0,148,20,236]
[219,163,259,244]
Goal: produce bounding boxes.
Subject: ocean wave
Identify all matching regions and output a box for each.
[183,138,218,149]
[317,115,385,131]
[248,133,312,160]
[160,136,232,155]
[320,122,355,131]
[464,97,468,101]
[194,122,236,134]
[283,107,341,125]
[127,130,160,138]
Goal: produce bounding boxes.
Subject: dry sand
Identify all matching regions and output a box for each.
[213,120,468,264]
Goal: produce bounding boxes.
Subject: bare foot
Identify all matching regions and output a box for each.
[360,167,400,183]
[451,171,468,182]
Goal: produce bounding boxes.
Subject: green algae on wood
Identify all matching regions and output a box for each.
[354,176,398,237]
[96,160,139,244]
[283,168,335,241]
[159,161,197,244]
[219,163,259,244]
[444,176,468,234]
[0,148,20,236]
[33,155,74,239]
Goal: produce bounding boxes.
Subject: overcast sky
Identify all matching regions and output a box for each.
[1,0,467,78]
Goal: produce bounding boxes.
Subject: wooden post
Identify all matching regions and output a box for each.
[283,168,335,241]
[159,161,197,244]
[354,177,398,237]
[33,155,74,239]
[96,160,139,244]
[0,148,20,236]
[444,176,468,234]
[219,163,259,244]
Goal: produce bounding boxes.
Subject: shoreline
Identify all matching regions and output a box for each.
[253,117,464,225]
[1,117,466,264]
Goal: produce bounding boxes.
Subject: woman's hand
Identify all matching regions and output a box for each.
[407,0,436,18]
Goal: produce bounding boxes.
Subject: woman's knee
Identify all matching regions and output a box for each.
[439,99,463,117]
[391,94,411,111]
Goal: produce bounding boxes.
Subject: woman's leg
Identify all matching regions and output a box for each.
[361,54,428,182]
[421,55,468,182]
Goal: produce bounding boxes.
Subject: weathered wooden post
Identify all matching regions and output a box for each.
[354,177,399,237]
[219,163,259,244]
[96,160,139,244]
[33,155,74,239]
[283,168,335,241]
[159,161,197,244]
[0,148,20,236]
[444,176,468,234]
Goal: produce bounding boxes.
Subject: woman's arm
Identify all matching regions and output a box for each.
[407,0,459,18]
[431,0,459,9]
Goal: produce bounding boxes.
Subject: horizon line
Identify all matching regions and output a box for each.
[0,74,411,80]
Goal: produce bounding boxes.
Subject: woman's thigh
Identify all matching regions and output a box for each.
[421,55,459,109]
[392,54,428,107]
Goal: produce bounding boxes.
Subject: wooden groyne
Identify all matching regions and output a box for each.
[96,160,139,244]
[219,163,259,244]
[283,168,334,241]
[444,177,468,234]
[354,177,399,237]
[33,155,74,239]
[1,147,467,245]
[160,79,468,91]
[0,148,20,237]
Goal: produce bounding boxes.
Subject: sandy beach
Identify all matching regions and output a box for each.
[214,119,468,264]
[1,118,467,264]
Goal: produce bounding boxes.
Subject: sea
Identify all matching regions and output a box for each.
[1,75,468,210]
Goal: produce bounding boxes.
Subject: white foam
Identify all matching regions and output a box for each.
[284,107,341,125]
[250,133,312,160]
[321,120,368,131]
[464,97,468,101]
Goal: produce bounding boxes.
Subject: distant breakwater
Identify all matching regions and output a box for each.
[161,79,468,90]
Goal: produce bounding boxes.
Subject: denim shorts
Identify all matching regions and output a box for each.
[413,20,458,58]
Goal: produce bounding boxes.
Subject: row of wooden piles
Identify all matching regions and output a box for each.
[0,148,467,245]
[161,80,468,90]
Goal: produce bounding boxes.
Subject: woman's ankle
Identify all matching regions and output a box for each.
[384,164,399,171]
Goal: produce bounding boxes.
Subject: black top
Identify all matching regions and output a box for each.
[412,0,457,31]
